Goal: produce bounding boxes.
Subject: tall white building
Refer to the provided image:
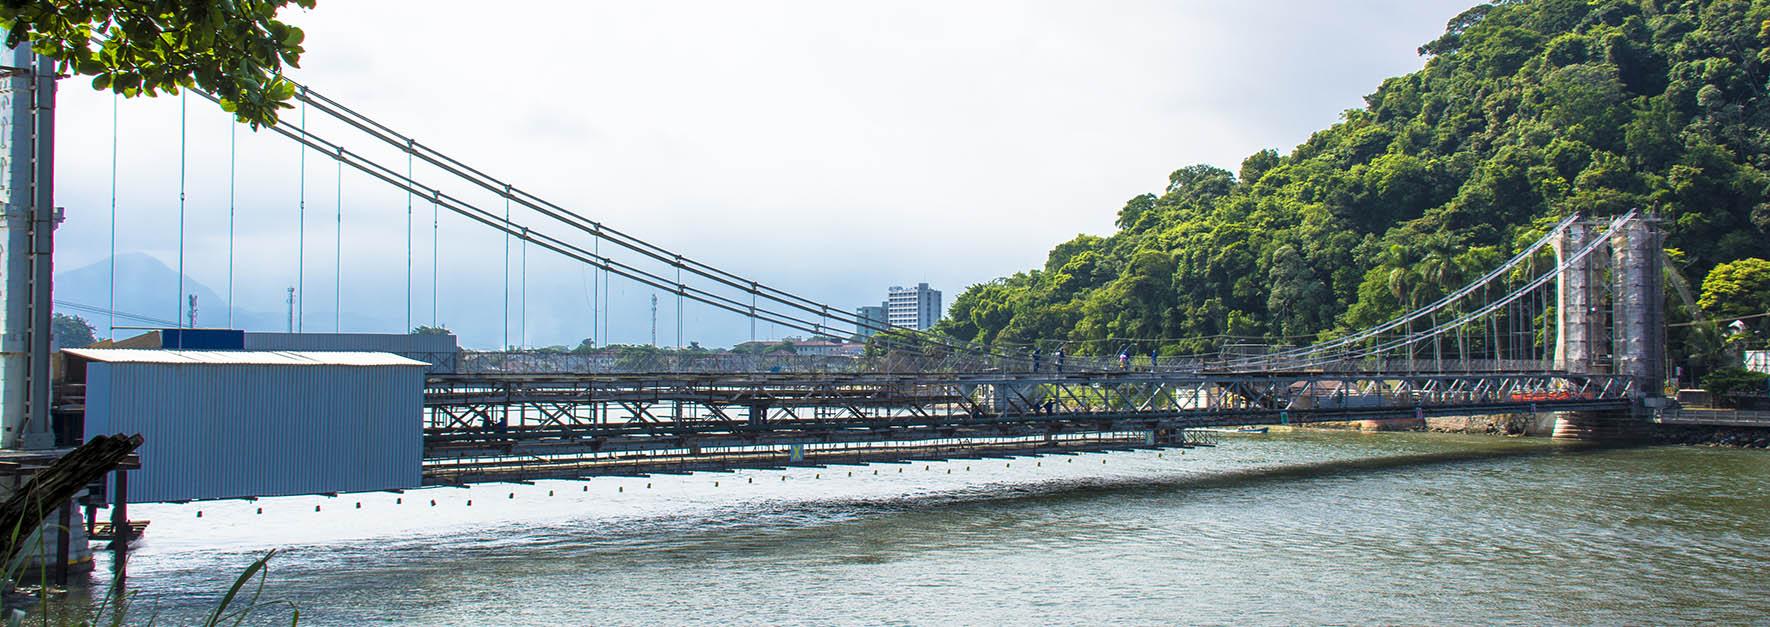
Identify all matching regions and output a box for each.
[855,305,888,338]
[887,283,942,331]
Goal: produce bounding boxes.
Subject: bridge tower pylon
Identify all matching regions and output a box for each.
[1552,220,1607,374]
[1551,213,1665,441]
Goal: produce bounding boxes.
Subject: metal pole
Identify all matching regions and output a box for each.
[109,94,116,339]
[177,92,185,328]
[405,141,412,333]
[108,470,128,550]
[602,255,608,347]
[24,50,57,448]
[675,260,682,349]
[297,96,306,333]
[431,191,438,328]
[334,148,342,332]
[227,117,235,328]
[520,227,527,349]
[592,232,599,347]
[54,500,69,584]
[502,185,510,350]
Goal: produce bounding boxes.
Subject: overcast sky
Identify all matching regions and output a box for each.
[50,0,1476,349]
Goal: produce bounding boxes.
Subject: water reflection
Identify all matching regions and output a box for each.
[39,431,1770,624]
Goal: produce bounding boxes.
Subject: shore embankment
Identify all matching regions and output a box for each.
[1293,413,1770,448]
[1297,414,1554,436]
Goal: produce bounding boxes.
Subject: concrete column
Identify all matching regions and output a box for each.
[0,476,93,577]
[1551,410,1648,441]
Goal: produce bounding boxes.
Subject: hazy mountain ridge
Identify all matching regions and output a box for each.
[55,252,393,334]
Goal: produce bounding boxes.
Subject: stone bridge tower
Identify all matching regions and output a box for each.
[1552,213,1666,440]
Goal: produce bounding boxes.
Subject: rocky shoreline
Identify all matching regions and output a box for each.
[1294,414,1770,449]
[1649,424,1770,449]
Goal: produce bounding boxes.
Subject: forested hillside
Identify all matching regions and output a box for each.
[935,0,1770,373]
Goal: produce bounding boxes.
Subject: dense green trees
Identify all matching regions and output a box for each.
[936,0,1770,372]
[1699,257,1770,319]
[51,313,94,349]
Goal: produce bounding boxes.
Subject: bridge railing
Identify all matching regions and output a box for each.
[456,351,856,375]
[443,350,1574,376]
[454,350,1019,375]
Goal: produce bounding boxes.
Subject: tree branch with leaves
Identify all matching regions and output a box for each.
[0,0,315,127]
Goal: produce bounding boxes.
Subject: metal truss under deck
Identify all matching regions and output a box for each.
[421,370,1638,482]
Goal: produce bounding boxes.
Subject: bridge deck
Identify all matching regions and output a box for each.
[419,369,1637,483]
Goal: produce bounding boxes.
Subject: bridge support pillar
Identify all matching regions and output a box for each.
[1552,409,1648,442]
[1611,215,1666,393]
[1554,213,1662,443]
[0,476,93,579]
[1552,220,1606,373]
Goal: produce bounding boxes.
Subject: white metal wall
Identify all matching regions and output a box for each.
[84,361,424,502]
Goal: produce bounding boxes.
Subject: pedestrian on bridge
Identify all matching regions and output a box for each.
[1149,348,1159,371]
[1119,349,1130,371]
[1055,349,1065,373]
[1031,349,1042,373]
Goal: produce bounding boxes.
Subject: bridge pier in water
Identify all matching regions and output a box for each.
[1551,213,1666,443]
[1552,409,1650,441]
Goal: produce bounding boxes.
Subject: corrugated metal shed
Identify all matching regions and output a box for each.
[242,333,458,373]
[72,349,425,503]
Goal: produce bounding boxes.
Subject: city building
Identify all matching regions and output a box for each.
[887,283,942,331]
[855,305,888,338]
[792,339,864,357]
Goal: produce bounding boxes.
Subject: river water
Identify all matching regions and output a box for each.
[39,430,1770,625]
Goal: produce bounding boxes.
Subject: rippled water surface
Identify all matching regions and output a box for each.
[44,430,1770,624]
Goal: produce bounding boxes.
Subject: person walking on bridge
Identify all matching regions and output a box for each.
[1119,348,1130,371]
[1031,349,1042,373]
[1055,349,1065,373]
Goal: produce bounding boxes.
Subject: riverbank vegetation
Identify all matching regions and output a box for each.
[933,0,1770,383]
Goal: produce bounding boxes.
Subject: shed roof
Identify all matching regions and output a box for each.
[64,349,429,367]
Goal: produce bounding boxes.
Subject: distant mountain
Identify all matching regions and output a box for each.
[56,252,225,329]
[53,253,395,334]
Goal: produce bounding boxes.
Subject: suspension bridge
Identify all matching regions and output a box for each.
[0,45,1673,499]
[418,210,1661,481]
